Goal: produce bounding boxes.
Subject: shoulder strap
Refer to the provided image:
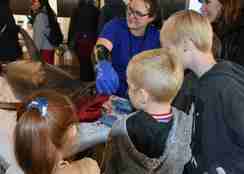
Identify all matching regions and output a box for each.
[0,24,7,38]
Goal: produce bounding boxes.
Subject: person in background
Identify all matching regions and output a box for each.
[97,0,126,33]
[0,0,22,62]
[94,0,160,98]
[31,0,57,64]
[160,10,244,174]
[14,90,100,174]
[68,0,100,81]
[103,48,192,174]
[201,0,244,65]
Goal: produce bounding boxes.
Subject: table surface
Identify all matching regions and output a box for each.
[77,112,128,152]
[76,96,132,152]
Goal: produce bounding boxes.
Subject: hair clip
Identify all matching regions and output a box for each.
[27,97,48,117]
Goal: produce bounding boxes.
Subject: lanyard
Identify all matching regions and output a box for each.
[0,24,7,38]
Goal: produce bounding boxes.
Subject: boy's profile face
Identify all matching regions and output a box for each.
[127,74,146,110]
[160,19,187,67]
[127,80,140,110]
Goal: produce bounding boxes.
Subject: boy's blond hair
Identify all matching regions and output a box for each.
[127,48,183,103]
[160,10,213,53]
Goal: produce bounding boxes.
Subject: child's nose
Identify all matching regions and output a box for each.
[200,4,208,15]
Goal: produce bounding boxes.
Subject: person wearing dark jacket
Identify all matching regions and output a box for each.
[201,0,244,66]
[97,0,126,33]
[0,0,22,62]
[68,0,100,81]
[161,10,244,174]
[31,0,60,64]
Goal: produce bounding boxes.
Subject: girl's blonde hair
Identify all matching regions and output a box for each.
[160,10,213,53]
[127,48,183,103]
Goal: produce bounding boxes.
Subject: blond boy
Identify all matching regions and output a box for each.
[103,48,192,174]
[160,10,244,174]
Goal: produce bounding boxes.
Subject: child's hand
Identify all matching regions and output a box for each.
[102,97,113,114]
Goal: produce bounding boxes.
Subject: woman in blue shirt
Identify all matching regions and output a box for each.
[94,0,160,98]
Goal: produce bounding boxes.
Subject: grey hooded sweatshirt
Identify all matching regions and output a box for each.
[104,107,192,174]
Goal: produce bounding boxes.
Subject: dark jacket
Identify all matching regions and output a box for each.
[67,1,99,81]
[97,0,126,33]
[0,1,22,61]
[213,10,244,66]
[188,61,244,174]
[68,1,100,48]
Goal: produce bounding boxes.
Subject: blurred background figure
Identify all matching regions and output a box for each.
[0,0,22,63]
[68,0,100,81]
[201,0,244,66]
[97,0,126,33]
[31,0,63,64]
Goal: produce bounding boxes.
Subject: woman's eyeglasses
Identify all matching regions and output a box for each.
[126,5,149,18]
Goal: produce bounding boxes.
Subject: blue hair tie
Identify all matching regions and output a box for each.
[27,97,48,117]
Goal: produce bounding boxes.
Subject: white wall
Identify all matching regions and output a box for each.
[188,0,202,13]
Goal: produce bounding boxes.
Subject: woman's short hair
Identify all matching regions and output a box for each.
[127,48,183,103]
[14,90,78,174]
[142,0,160,18]
[160,10,213,53]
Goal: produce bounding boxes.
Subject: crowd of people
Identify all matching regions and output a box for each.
[0,0,244,174]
